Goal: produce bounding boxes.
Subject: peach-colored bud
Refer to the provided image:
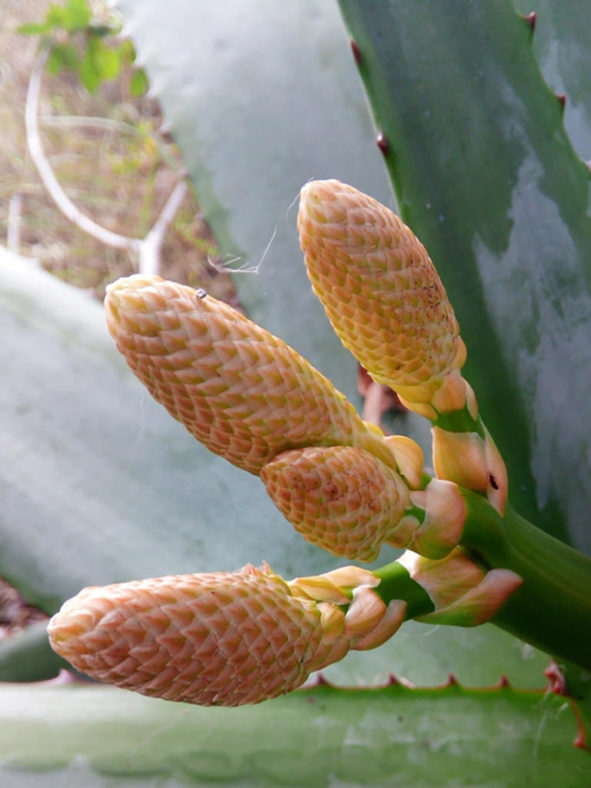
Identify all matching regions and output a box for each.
[408,479,466,558]
[384,435,424,489]
[432,426,508,514]
[47,565,342,706]
[398,550,522,626]
[261,445,411,561]
[298,180,465,410]
[48,563,406,706]
[105,275,394,475]
[291,571,406,656]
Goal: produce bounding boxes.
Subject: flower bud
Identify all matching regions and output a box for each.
[105,275,395,474]
[408,479,467,558]
[48,563,405,706]
[298,180,465,412]
[261,445,411,561]
[398,550,522,626]
[432,426,508,514]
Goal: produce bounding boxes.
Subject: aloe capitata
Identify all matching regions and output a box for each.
[49,181,591,704]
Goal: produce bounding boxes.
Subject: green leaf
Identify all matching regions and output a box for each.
[129,67,148,97]
[78,36,121,93]
[17,22,56,36]
[0,682,587,786]
[78,45,101,92]
[46,3,68,29]
[47,42,79,75]
[513,0,591,161]
[336,0,591,554]
[62,0,91,32]
[114,0,399,413]
[0,623,67,683]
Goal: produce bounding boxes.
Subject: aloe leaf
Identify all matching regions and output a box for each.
[0,682,587,786]
[0,623,66,682]
[337,0,591,553]
[513,0,591,160]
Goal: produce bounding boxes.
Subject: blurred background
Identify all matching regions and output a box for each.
[1,0,237,639]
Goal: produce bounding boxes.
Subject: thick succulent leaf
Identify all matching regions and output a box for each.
[0,623,66,682]
[513,0,591,160]
[0,682,587,786]
[337,0,591,554]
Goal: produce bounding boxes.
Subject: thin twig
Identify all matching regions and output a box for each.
[7,194,22,252]
[138,180,187,275]
[25,45,138,252]
[25,45,188,276]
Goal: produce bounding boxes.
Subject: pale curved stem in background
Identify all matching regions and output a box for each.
[25,45,187,275]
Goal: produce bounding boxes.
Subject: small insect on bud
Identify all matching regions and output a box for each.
[48,563,406,706]
[297,180,466,413]
[432,426,508,514]
[105,275,395,475]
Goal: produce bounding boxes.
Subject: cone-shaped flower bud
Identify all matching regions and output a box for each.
[48,564,405,706]
[105,275,395,475]
[432,426,508,514]
[298,180,466,414]
[398,550,522,626]
[261,445,413,561]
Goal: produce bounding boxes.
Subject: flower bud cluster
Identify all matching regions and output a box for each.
[47,179,523,708]
[105,275,397,475]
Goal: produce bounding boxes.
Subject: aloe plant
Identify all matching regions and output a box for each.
[2,0,591,784]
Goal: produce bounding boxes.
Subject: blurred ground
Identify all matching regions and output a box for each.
[1,1,237,635]
[0,0,235,302]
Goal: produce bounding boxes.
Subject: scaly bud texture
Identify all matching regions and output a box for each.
[297,180,466,413]
[262,448,466,562]
[105,275,394,475]
[48,564,406,706]
[261,445,412,561]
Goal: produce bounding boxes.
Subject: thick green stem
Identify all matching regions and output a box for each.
[372,561,435,620]
[372,491,591,670]
[460,493,591,670]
